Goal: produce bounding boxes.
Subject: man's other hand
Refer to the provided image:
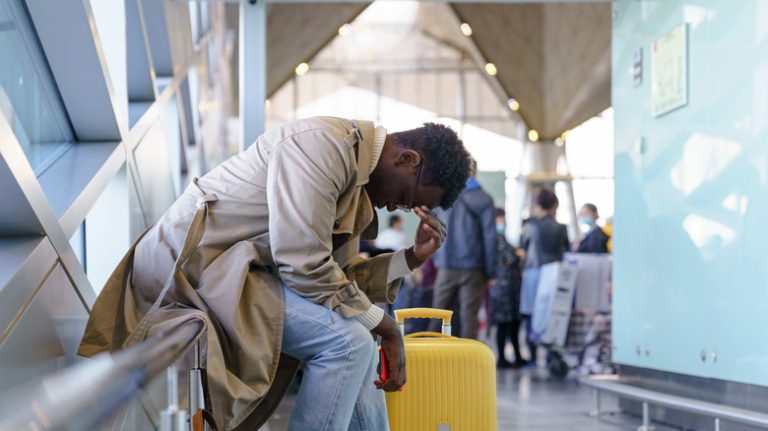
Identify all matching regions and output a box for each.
[372,315,406,392]
[406,206,447,269]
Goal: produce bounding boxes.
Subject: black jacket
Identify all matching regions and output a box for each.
[522,216,569,269]
[433,185,497,279]
[577,226,609,254]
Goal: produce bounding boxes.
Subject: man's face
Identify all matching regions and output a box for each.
[367,149,444,211]
[578,206,596,220]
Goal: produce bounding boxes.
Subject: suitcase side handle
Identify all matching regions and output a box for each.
[394,308,452,336]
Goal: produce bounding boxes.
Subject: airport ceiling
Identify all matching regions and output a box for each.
[266,2,611,140]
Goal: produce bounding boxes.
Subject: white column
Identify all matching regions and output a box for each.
[239,0,267,151]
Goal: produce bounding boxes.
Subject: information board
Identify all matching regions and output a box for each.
[651,24,688,117]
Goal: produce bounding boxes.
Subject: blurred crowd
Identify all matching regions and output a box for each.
[365,167,613,371]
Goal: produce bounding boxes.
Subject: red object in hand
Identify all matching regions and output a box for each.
[378,347,404,392]
[378,347,389,383]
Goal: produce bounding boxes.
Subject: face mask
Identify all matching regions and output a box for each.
[496,224,506,234]
[578,216,595,226]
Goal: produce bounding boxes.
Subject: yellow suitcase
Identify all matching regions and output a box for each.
[385,308,497,431]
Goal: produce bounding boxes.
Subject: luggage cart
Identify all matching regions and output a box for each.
[531,254,613,379]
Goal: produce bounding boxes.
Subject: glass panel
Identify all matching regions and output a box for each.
[162,97,182,195]
[611,0,768,382]
[0,0,73,170]
[85,165,130,293]
[0,264,88,393]
[69,222,85,268]
[133,120,176,226]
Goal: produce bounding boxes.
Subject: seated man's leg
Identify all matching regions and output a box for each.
[282,285,386,431]
[348,343,389,431]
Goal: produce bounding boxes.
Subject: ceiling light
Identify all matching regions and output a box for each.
[507,98,520,111]
[484,62,497,76]
[528,129,540,142]
[561,130,570,141]
[460,23,473,36]
[295,62,310,76]
[338,23,352,37]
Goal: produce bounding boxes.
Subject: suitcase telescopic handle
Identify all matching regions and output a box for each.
[394,308,452,336]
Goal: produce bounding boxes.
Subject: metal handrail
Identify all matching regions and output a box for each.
[0,321,204,431]
[582,375,768,430]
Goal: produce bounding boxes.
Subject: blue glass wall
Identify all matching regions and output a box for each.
[613,0,768,384]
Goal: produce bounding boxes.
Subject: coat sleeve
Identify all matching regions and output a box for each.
[331,237,405,304]
[481,198,497,279]
[345,252,404,304]
[266,130,373,318]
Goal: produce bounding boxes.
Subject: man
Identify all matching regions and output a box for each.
[575,203,609,253]
[375,214,408,252]
[79,117,471,430]
[429,159,496,339]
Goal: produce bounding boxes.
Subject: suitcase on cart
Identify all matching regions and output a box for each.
[385,308,497,431]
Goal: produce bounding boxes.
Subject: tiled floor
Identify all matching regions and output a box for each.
[261,366,680,430]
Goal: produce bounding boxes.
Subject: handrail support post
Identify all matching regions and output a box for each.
[638,401,654,431]
[590,389,603,417]
[189,339,209,431]
[160,365,188,431]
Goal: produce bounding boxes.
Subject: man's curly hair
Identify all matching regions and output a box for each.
[393,123,471,209]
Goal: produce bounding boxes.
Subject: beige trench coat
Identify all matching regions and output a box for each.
[78,117,404,430]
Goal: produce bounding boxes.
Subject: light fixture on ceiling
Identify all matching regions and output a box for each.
[338,23,352,37]
[460,23,473,36]
[295,62,310,76]
[528,129,540,142]
[561,130,570,141]
[484,62,497,76]
[507,98,520,111]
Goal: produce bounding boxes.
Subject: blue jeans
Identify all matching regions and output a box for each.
[282,285,389,431]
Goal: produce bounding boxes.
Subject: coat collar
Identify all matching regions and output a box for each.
[352,120,377,186]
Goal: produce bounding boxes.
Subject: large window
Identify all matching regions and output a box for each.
[0,0,72,171]
[565,108,615,224]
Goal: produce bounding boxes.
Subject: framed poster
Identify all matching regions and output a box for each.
[651,23,688,117]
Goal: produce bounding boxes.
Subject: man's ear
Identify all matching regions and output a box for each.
[394,149,422,168]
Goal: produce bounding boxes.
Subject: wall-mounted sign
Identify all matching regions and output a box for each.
[651,23,688,117]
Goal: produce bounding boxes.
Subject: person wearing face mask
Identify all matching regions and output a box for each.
[490,208,526,368]
[575,203,610,254]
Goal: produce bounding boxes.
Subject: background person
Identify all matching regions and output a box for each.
[574,203,609,253]
[519,188,569,365]
[430,159,497,339]
[376,214,408,251]
[490,208,526,368]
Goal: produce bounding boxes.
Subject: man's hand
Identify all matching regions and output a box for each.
[405,206,447,270]
[372,315,406,392]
